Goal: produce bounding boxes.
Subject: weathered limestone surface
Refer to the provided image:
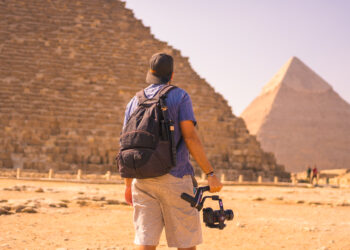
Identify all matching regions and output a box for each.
[242,57,350,172]
[0,0,288,180]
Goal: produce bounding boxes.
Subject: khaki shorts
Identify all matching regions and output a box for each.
[132,174,202,248]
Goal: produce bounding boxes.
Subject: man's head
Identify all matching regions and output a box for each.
[146,53,174,85]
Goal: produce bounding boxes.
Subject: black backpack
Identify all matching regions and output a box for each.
[117,84,177,179]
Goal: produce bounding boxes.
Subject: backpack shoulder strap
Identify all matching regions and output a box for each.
[156,84,177,100]
[136,84,177,105]
[136,89,148,104]
[157,85,178,167]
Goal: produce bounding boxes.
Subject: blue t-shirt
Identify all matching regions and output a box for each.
[123,84,196,178]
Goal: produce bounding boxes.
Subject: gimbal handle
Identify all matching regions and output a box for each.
[181,186,210,211]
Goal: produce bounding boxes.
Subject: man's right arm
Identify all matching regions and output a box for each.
[122,97,137,205]
[180,120,223,193]
[124,178,133,205]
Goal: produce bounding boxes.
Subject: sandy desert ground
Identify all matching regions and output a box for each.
[0,179,349,250]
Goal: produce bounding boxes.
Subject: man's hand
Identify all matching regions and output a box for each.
[124,178,133,206]
[208,174,223,193]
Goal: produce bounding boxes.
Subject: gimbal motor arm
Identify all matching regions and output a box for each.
[180,186,210,211]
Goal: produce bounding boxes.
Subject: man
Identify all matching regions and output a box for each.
[311,165,318,185]
[122,52,223,250]
[306,166,311,183]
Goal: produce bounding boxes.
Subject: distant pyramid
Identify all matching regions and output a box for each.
[241,57,350,172]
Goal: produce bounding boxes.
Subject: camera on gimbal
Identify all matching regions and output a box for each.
[181,186,234,230]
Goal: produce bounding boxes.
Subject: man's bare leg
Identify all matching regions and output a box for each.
[179,247,196,250]
[137,246,156,250]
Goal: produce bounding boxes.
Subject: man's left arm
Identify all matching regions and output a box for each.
[177,92,222,193]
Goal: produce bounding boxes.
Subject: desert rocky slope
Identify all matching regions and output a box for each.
[241,57,350,172]
[0,0,288,180]
[1,179,350,249]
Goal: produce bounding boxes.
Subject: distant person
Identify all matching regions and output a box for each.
[311,165,318,185]
[118,52,223,250]
[306,166,312,183]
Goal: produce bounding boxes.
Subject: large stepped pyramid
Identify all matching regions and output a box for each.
[0,0,288,180]
[242,57,350,172]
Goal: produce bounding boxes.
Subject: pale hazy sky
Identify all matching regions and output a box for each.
[124,0,350,115]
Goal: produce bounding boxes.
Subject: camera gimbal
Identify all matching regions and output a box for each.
[181,186,234,230]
